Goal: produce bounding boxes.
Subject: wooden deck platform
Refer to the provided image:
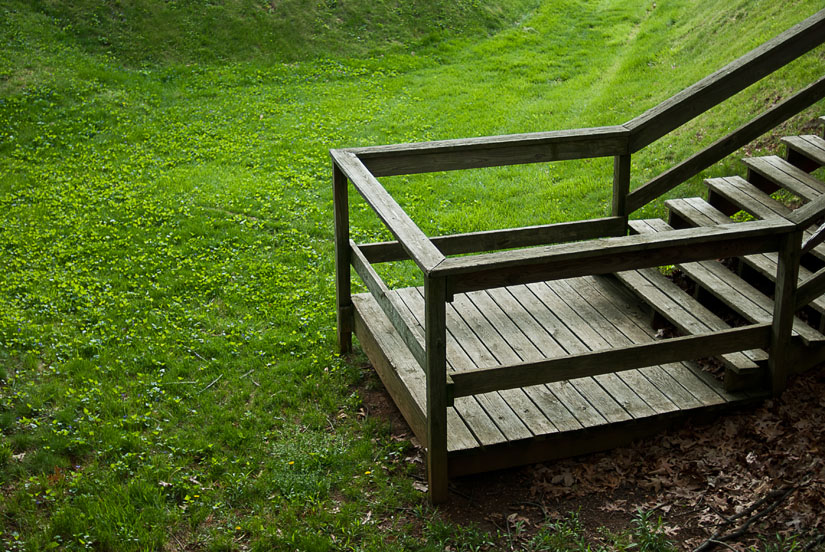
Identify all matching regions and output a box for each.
[353,274,766,477]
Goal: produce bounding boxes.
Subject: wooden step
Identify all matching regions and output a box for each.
[614,261,766,391]
[743,155,825,202]
[705,176,825,264]
[783,135,825,169]
[666,197,825,317]
[629,218,825,346]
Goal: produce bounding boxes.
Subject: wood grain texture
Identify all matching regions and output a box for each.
[437,218,792,294]
[449,325,770,397]
[345,126,629,176]
[358,217,626,263]
[770,231,802,393]
[424,276,449,503]
[334,163,353,353]
[743,155,825,202]
[350,241,426,368]
[331,150,444,272]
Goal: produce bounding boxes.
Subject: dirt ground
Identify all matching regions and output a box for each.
[360,364,825,551]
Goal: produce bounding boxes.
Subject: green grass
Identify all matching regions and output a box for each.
[1,0,824,549]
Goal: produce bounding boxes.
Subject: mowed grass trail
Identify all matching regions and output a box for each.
[1,0,823,549]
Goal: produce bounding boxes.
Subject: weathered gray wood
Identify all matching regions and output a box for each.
[394,287,509,447]
[551,278,674,416]
[449,325,770,397]
[770,231,802,393]
[627,75,825,211]
[705,176,825,262]
[666,198,825,315]
[486,288,585,432]
[802,222,825,254]
[331,150,445,273]
[437,218,793,295]
[707,176,792,219]
[424,276,449,503]
[743,155,825,201]
[630,218,825,344]
[789,191,825,228]
[352,295,427,443]
[612,154,632,220]
[783,134,825,166]
[345,126,629,176]
[451,292,558,436]
[522,282,630,426]
[625,9,825,151]
[334,164,353,353]
[796,265,825,310]
[615,266,764,371]
[477,287,620,431]
[433,288,546,440]
[586,276,731,404]
[350,241,426,368]
[358,217,627,263]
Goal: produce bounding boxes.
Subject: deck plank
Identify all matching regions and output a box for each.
[549,279,666,417]
[353,295,479,452]
[485,288,584,432]
[449,292,557,437]
[531,281,635,424]
[587,276,730,406]
[397,288,529,445]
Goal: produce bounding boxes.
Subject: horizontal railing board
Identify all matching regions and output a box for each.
[431,219,794,294]
[626,76,825,212]
[625,9,825,152]
[350,241,427,368]
[796,265,825,310]
[331,150,445,273]
[448,324,772,397]
[357,217,627,263]
[343,126,629,176]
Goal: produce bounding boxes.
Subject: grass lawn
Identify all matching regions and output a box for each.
[1,0,823,549]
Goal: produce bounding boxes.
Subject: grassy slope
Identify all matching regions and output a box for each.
[0,0,824,550]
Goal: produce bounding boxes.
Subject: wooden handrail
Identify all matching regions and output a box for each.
[357,216,626,263]
[350,241,426,368]
[430,218,795,294]
[627,76,825,213]
[346,126,629,176]
[331,149,445,273]
[625,9,825,152]
[447,324,771,397]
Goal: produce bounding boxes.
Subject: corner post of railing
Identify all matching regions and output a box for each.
[333,159,353,354]
[770,228,802,394]
[612,153,632,227]
[424,274,448,504]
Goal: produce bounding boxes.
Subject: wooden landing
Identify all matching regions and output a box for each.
[353,274,767,477]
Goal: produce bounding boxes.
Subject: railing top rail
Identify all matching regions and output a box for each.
[624,8,825,152]
[338,125,629,176]
[430,217,795,278]
[331,149,445,273]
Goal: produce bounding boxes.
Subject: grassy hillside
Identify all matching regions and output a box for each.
[1,0,823,550]
[4,0,540,64]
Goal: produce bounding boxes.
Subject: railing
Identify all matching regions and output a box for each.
[331,8,825,503]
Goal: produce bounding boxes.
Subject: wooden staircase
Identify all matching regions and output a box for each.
[332,10,825,501]
[622,122,825,392]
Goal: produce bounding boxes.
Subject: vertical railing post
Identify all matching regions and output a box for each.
[333,162,353,354]
[612,154,631,227]
[770,229,802,394]
[424,275,448,504]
